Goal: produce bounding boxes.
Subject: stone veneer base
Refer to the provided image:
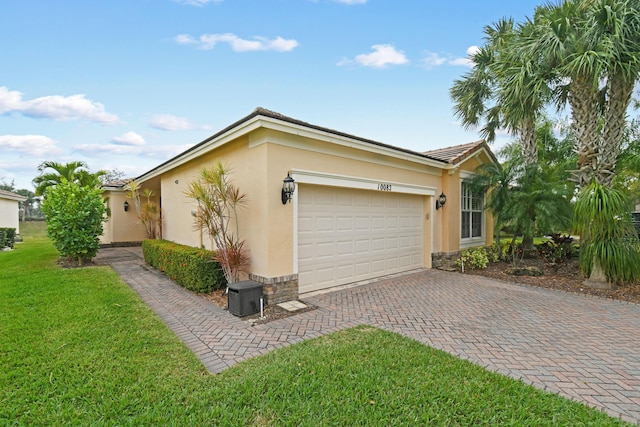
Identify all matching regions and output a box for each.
[249,273,299,305]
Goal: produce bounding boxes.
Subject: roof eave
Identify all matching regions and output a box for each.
[134,110,449,184]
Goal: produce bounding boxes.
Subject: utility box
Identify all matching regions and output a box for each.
[227,280,263,317]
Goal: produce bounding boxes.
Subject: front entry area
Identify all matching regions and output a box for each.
[297,184,425,293]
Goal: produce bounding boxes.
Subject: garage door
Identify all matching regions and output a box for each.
[298,184,424,293]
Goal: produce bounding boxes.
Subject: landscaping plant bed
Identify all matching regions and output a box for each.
[463,258,640,304]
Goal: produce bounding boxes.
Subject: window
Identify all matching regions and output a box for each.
[461,181,483,239]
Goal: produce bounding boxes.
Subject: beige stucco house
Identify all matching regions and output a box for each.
[0,189,27,236]
[102,108,497,302]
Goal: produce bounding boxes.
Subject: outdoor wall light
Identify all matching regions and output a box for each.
[124,201,129,212]
[435,192,447,210]
[281,172,295,205]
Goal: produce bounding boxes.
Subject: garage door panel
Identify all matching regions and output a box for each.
[371,217,386,230]
[337,216,353,230]
[370,237,385,252]
[337,240,354,255]
[371,259,386,275]
[298,185,424,293]
[355,217,370,229]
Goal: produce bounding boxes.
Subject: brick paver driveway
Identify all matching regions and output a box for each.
[98,247,640,424]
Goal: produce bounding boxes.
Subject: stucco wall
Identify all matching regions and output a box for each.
[0,198,20,233]
[105,123,494,282]
[153,128,450,279]
[101,190,151,245]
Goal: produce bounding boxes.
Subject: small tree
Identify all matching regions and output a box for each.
[184,162,249,284]
[41,179,108,265]
[124,180,161,239]
[573,181,640,287]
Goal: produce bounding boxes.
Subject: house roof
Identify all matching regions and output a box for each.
[423,140,498,165]
[130,108,498,186]
[101,179,133,190]
[0,189,28,202]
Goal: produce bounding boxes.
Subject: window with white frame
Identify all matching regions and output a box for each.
[461,181,483,239]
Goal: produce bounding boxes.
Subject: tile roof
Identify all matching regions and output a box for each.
[0,189,28,201]
[423,140,496,165]
[102,179,133,188]
[126,108,498,186]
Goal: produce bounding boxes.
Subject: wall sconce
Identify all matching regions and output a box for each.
[281,172,295,205]
[435,192,447,210]
[124,201,129,212]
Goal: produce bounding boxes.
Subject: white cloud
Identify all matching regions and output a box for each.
[0,135,62,157]
[175,34,196,45]
[335,0,367,4]
[74,144,143,156]
[150,114,195,131]
[176,33,299,52]
[112,131,145,146]
[0,86,119,124]
[147,144,195,158]
[175,0,222,5]
[0,87,23,114]
[421,52,447,69]
[340,44,409,69]
[74,143,194,159]
[448,46,479,68]
[421,46,480,69]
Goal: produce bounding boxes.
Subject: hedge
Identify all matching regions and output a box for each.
[0,228,16,249]
[142,239,226,293]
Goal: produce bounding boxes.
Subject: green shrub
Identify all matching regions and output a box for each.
[41,180,107,265]
[456,247,489,270]
[0,228,17,248]
[537,234,574,265]
[142,239,226,293]
[486,243,501,263]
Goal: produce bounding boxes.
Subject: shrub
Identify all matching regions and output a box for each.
[142,239,226,293]
[486,243,501,263]
[0,228,16,249]
[41,180,107,265]
[537,234,574,267]
[456,247,489,270]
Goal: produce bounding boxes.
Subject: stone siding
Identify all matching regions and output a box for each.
[249,273,299,305]
[431,251,462,272]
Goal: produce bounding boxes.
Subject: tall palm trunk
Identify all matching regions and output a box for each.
[568,75,601,189]
[598,73,635,187]
[519,116,538,167]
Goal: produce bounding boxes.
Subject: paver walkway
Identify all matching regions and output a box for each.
[96,247,640,424]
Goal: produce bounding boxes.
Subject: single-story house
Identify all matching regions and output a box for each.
[0,189,27,236]
[102,108,497,302]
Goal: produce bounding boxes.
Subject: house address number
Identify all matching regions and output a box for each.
[377,183,392,191]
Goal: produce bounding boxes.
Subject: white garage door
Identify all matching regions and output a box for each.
[298,184,424,293]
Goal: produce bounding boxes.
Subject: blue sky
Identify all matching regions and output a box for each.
[1,0,543,191]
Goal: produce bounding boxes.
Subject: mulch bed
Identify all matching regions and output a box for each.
[463,258,640,304]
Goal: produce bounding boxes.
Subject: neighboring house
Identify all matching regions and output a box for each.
[102,108,498,302]
[0,189,27,236]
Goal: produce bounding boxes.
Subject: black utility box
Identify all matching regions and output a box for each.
[227,280,263,317]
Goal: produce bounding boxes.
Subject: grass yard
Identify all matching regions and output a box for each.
[0,223,631,425]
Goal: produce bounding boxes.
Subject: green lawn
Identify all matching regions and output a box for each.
[0,223,630,425]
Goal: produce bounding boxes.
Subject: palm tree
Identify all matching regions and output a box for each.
[450,18,550,166]
[526,0,640,188]
[33,161,106,196]
[469,127,574,254]
[595,0,640,187]
[573,181,640,287]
